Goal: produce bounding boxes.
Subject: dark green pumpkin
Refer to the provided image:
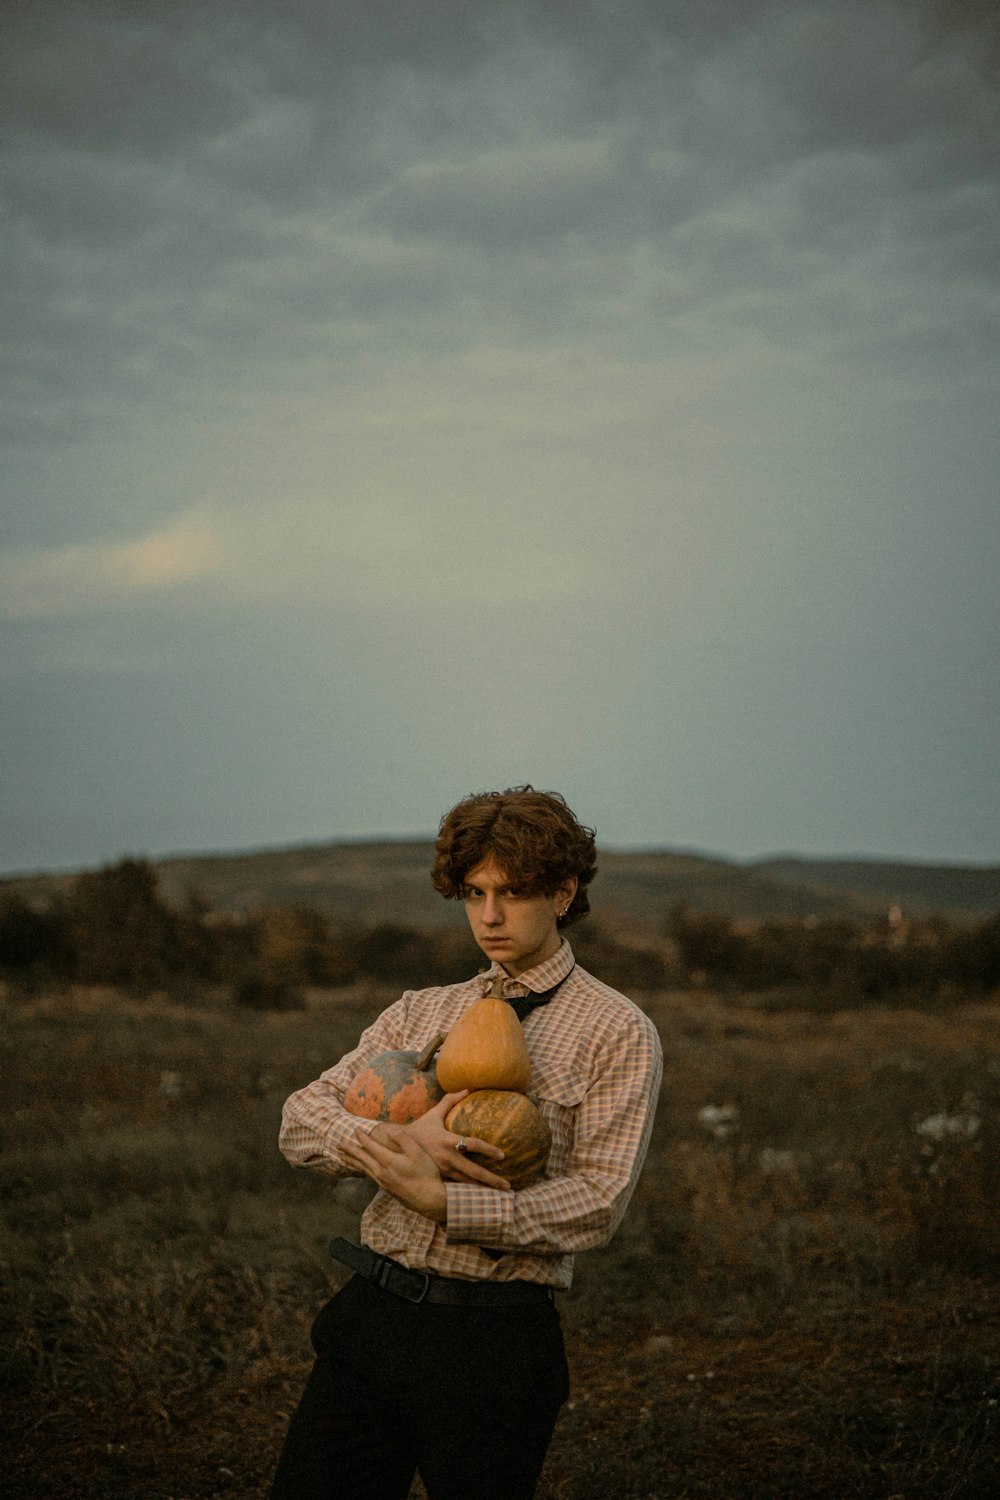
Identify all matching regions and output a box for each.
[343,1033,445,1124]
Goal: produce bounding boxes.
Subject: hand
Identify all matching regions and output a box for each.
[341,1125,448,1222]
[393,1091,512,1192]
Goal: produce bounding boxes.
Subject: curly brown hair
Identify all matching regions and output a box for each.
[430,785,597,928]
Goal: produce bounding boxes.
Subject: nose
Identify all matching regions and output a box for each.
[482,893,504,925]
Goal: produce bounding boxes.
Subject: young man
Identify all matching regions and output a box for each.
[271,787,662,1500]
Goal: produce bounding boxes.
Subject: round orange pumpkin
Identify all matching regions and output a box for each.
[343,1033,445,1124]
[445,1089,551,1189]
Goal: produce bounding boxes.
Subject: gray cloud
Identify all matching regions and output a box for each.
[1,0,998,869]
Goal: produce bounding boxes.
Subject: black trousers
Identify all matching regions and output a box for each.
[270,1274,569,1500]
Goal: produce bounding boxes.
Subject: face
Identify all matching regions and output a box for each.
[461,855,578,978]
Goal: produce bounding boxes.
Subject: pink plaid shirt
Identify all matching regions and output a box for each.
[279,940,662,1289]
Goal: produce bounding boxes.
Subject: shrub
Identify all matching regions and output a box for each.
[66,858,189,991]
[943,912,1000,991]
[232,973,307,1011]
[0,892,73,983]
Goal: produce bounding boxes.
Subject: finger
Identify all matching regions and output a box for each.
[455,1134,505,1162]
[341,1141,378,1179]
[428,1089,469,1119]
[453,1160,513,1192]
[359,1126,442,1186]
[347,1132,389,1172]
[353,1128,401,1164]
[442,1138,511,1188]
[358,1125,408,1157]
[382,1127,436,1163]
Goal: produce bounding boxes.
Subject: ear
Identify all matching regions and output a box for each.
[555,875,578,914]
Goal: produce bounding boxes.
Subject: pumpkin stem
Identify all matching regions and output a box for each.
[416,1032,446,1072]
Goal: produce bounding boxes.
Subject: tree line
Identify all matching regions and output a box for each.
[665,902,1000,1002]
[0,857,665,1005]
[0,858,997,1008]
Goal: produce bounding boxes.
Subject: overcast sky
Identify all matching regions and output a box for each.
[2,0,998,876]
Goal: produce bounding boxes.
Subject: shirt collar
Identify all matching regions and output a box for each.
[481,939,576,997]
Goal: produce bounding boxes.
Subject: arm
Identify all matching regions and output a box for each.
[278,997,412,1176]
[443,1013,663,1256]
[279,996,509,1193]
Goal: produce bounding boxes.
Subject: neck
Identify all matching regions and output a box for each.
[500,935,562,980]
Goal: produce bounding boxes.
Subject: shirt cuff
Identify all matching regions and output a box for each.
[443,1181,515,1247]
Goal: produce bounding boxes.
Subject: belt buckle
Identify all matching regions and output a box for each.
[396,1269,431,1304]
[372,1252,431,1304]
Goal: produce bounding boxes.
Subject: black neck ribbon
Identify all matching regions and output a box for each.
[501,965,576,1022]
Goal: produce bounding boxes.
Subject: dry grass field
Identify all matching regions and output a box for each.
[2,983,998,1499]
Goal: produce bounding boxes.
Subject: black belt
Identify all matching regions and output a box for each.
[329,1237,555,1307]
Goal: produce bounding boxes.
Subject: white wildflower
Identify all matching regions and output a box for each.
[758,1148,797,1175]
[697,1104,740,1140]
[915,1111,980,1142]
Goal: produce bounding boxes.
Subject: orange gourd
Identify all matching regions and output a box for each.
[435,981,532,1094]
[445,1089,551,1189]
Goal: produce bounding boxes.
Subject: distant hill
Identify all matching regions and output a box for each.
[753,856,1000,920]
[6,840,996,933]
[157,843,872,929]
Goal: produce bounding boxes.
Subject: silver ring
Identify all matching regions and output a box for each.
[456,1138,468,1154]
